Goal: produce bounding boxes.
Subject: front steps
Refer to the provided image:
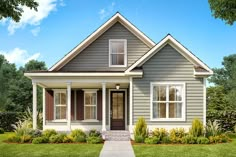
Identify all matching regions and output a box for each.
[103,131,131,141]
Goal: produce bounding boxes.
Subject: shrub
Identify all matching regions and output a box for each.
[152,128,168,140]
[225,131,236,138]
[88,129,101,137]
[197,137,209,144]
[32,136,48,144]
[12,120,32,137]
[205,120,221,137]
[134,117,148,143]
[189,119,203,137]
[181,135,197,144]
[21,107,43,130]
[63,136,73,143]
[0,112,23,131]
[162,136,171,144]
[7,134,21,143]
[169,128,185,143]
[219,134,230,143]
[144,136,159,144]
[70,129,87,142]
[49,134,66,143]
[43,129,57,138]
[0,128,4,134]
[29,129,42,138]
[20,135,32,143]
[86,136,103,144]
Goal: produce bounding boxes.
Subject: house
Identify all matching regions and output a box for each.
[24,13,213,134]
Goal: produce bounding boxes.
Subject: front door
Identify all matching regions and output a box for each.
[111,91,125,130]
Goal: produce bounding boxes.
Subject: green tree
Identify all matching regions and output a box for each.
[208,0,236,25]
[0,0,38,22]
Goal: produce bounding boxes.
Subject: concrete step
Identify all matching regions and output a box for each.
[103,131,130,141]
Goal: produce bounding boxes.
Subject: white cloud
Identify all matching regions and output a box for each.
[31,27,41,36]
[99,2,115,20]
[1,0,65,35]
[0,48,40,66]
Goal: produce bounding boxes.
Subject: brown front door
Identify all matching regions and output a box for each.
[111,91,125,130]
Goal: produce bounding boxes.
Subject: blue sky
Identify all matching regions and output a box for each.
[0,0,235,69]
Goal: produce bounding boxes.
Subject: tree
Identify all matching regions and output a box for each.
[208,0,236,25]
[0,0,38,22]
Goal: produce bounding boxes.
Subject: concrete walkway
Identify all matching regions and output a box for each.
[99,141,135,157]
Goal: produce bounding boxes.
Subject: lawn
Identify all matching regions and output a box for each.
[0,133,103,157]
[133,139,236,157]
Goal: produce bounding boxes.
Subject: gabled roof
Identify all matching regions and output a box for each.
[49,12,155,71]
[125,34,213,76]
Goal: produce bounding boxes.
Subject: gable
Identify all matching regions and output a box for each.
[59,22,150,72]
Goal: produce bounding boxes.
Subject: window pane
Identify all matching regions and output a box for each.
[85,106,96,119]
[111,54,124,65]
[159,86,166,101]
[61,93,66,104]
[111,41,124,54]
[92,93,96,105]
[55,93,60,105]
[169,103,182,118]
[153,103,166,118]
[56,106,66,119]
[169,85,182,101]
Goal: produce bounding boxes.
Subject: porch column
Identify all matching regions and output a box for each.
[129,77,133,132]
[67,82,71,131]
[102,83,106,131]
[42,88,46,129]
[32,82,37,130]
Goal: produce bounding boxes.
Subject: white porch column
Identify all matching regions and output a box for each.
[203,78,206,126]
[32,82,37,130]
[67,82,71,131]
[42,88,46,130]
[102,83,106,131]
[129,77,133,132]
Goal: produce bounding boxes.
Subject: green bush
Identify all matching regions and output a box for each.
[0,112,23,131]
[197,137,210,144]
[169,128,185,143]
[12,120,33,138]
[189,119,203,137]
[207,110,236,132]
[181,135,197,144]
[7,134,21,143]
[49,134,66,143]
[0,128,4,134]
[162,136,171,144]
[74,135,86,142]
[134,117,148,143]
[144,136,159,144]
[32,136,48,144]
[29,129,42,138]
[219,134,230,143]
[134,135,144,143]
[88,129,101,137]
[43,129,57,138]
[225,131,236,138]
[70,129,87,142]
[63,136,73,143]
[152,128,168,140]
[86,136,103,144]
[205,120,221,137]
[20,135,32,143]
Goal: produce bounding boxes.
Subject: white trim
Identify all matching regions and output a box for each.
[83,90,97,120]
[108,89,128,130]
[203,78,206,126]
[67,82,71,131]
[24,72,142,77]
[53,89,67,121]
[32,82,37,129]
[49,13,155,71]
[150,82,186,121]
[109,39,127,67]
[102,83,106,131]
[125,35,213,76]
[43,88,46,129]
[74,90,76,121]
[129,77,133,132]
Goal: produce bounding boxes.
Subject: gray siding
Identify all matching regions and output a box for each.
[60,22,150,71]
[132,44,204,125]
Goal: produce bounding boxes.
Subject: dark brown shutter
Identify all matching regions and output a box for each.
[46,90,54,120]
[97,90,102,121]
[77,90,84,120]
[71,90,74,120]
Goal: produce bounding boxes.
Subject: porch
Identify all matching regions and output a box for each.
[30,76,134,132]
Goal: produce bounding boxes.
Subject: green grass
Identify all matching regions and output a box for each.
[0,133,103,157]
[133,139,236,157]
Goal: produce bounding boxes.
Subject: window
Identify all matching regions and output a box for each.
[109,39,127,67]
[54,90,67,120]
[151,82,185,121]
[84,91,97,120]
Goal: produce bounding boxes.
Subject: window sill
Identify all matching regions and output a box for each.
[51,120,67,123]
[150,118,186,122]
[81,120,100,122]
[109,65,127,68]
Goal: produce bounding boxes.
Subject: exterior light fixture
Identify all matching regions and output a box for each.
[116,84,120,90]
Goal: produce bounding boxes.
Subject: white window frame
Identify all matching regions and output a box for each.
[150,82,186,121]
[53,89,67,122]
[109,39,127,67]
[83,89,98,120]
